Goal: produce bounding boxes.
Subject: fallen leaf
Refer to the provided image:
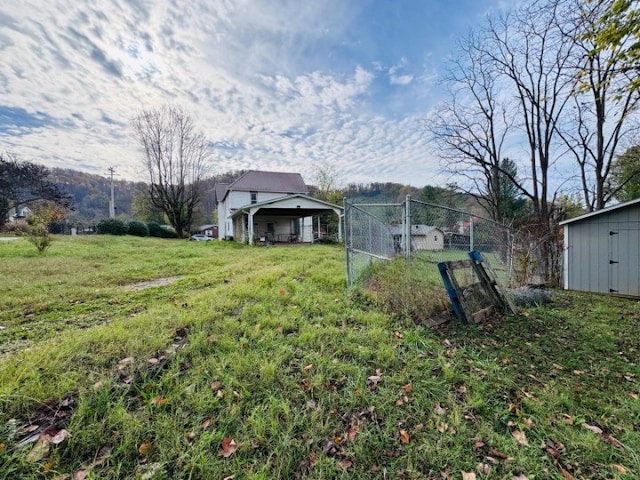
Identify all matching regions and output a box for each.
[461,471,476,480]
[611,463,628,473]
[437,422,448,433]
[403,383,412,393]
[561,414,574,425]
[523,417,534,428]
[186,431,196,442]
[629,392,638,400]
[151,396,169,406]
[210,381,223,391]
[434,403,447,415]
[512,474,528,480]
[477,463,491,475]
[0,444,5,453]
[400,429,410,444]
[393,331,403,339]
[73,470,89,480]
[582,423,603,435]
[472,438,485,449]
[347,425,359,441]
[512,430,529,446]
[26,438,50,462]
[201,417,211,429]
[217,389,225,398]
[367,375,381,385]
[558,464,574,479]
[303,364,313,371]
[602,433,622,449]
[339,459,353,470]
[138,442,152,457]
[219,437,238,457]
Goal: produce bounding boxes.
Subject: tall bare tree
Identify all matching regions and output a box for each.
[133,106,211,238]
[558,0,640,211]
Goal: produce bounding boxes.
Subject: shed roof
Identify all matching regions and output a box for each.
[559,197,640,226]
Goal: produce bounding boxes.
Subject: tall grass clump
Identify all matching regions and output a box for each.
[361,256,450,323]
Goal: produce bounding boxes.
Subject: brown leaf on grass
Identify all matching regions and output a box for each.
[434,403,447,415]
[301,378,312,392]
[512,474,528,480]
[0,443,5,453]
[210,381,223,391]
[561,414,574,425]
[400,429,410,444]
[347,425,359,441]
[611,463,628,474]
[217,389,225,398]
[73,470,89,480]
[367,369,382,385]
[582,423,603,435]
[558,464,574,479]
[489,448,514,462]
[629,392,638,400]
[403,383,412,393]
[151,396,169,406]
[437,422,448,433]
[477,463,491,475]
[339,459,353,470]
[393,331,403,339]
[523,417,534,429]
[138,442,152,457]
[461,471,476,480]
[186,431,196,442]
[303,364,313,371]
[472,438,485,449]
[201,417,211,429]
[219,437,238,457]
[602,433,623,449]
[512,430,529,446]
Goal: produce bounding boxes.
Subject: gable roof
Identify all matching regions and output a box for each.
[215,170,309,204]
[559,197,640,226]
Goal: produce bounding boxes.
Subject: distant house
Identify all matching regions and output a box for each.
[214,170,343,245]
[8,206,31,222]
[196,224,218,238]
[389,225,444,252]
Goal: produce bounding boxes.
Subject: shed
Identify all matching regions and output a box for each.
[560,198,640,297]
[389,225,444,252]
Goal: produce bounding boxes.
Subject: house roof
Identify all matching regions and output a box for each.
[214,183,229,204]
[230,193,342,219]
[559,197,640,226]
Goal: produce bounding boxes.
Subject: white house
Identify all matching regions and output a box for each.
[214,171,343,245]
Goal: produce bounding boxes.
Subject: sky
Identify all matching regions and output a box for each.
[0,0,510,187]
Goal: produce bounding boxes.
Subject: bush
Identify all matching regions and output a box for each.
[2,220,30,235]
[97,218,128,236]
[127,221,149,237]
[147,223,178,238]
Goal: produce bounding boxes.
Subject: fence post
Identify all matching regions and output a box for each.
[344,198,352,286]
[404,195,411,259]
[469,215,474,251]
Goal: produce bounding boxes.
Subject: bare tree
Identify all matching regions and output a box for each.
[132,106,211,238]
[557,0,640,211]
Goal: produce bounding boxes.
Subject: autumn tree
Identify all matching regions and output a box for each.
[26,202,65,253]
[609,145,640,201]
[132,106,211,238]
[0,153,71,227]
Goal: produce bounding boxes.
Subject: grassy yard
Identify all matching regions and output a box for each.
[1,236,639,479]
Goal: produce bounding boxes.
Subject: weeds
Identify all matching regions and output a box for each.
[0,237,639,478]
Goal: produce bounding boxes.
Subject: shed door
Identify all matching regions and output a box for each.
[609,228,619,294]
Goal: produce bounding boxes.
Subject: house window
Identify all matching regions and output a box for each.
[250,192,257,204]
[434,236,438,241]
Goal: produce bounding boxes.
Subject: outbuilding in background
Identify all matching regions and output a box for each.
[560,198,640,297]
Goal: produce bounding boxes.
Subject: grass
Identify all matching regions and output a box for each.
[1,236,639,479]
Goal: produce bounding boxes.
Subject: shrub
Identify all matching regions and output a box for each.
[26,203,64,253]
[2,220,31,235]
[97,218,128,236]
[127,221,149,237]
[147,223,178,238]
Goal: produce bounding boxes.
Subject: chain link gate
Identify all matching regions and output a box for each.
[344,196,513,287]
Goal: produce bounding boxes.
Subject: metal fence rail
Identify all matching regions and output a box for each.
[344,196,513,286]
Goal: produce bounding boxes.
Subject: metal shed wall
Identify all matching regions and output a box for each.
[564,203,640,296]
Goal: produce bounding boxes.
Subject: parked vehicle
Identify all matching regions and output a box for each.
[189,234,212,241]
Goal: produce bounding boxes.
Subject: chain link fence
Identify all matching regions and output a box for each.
[344,196,513,287]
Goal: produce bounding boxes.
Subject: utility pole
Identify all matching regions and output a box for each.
[108,166,116,218]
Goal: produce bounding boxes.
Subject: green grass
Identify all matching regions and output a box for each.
[1,236,639,479]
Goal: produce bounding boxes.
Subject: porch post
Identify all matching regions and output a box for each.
[336,208,343,242]
[248,211,255,245]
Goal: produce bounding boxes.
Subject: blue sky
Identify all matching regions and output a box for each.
[0,0,508,186]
